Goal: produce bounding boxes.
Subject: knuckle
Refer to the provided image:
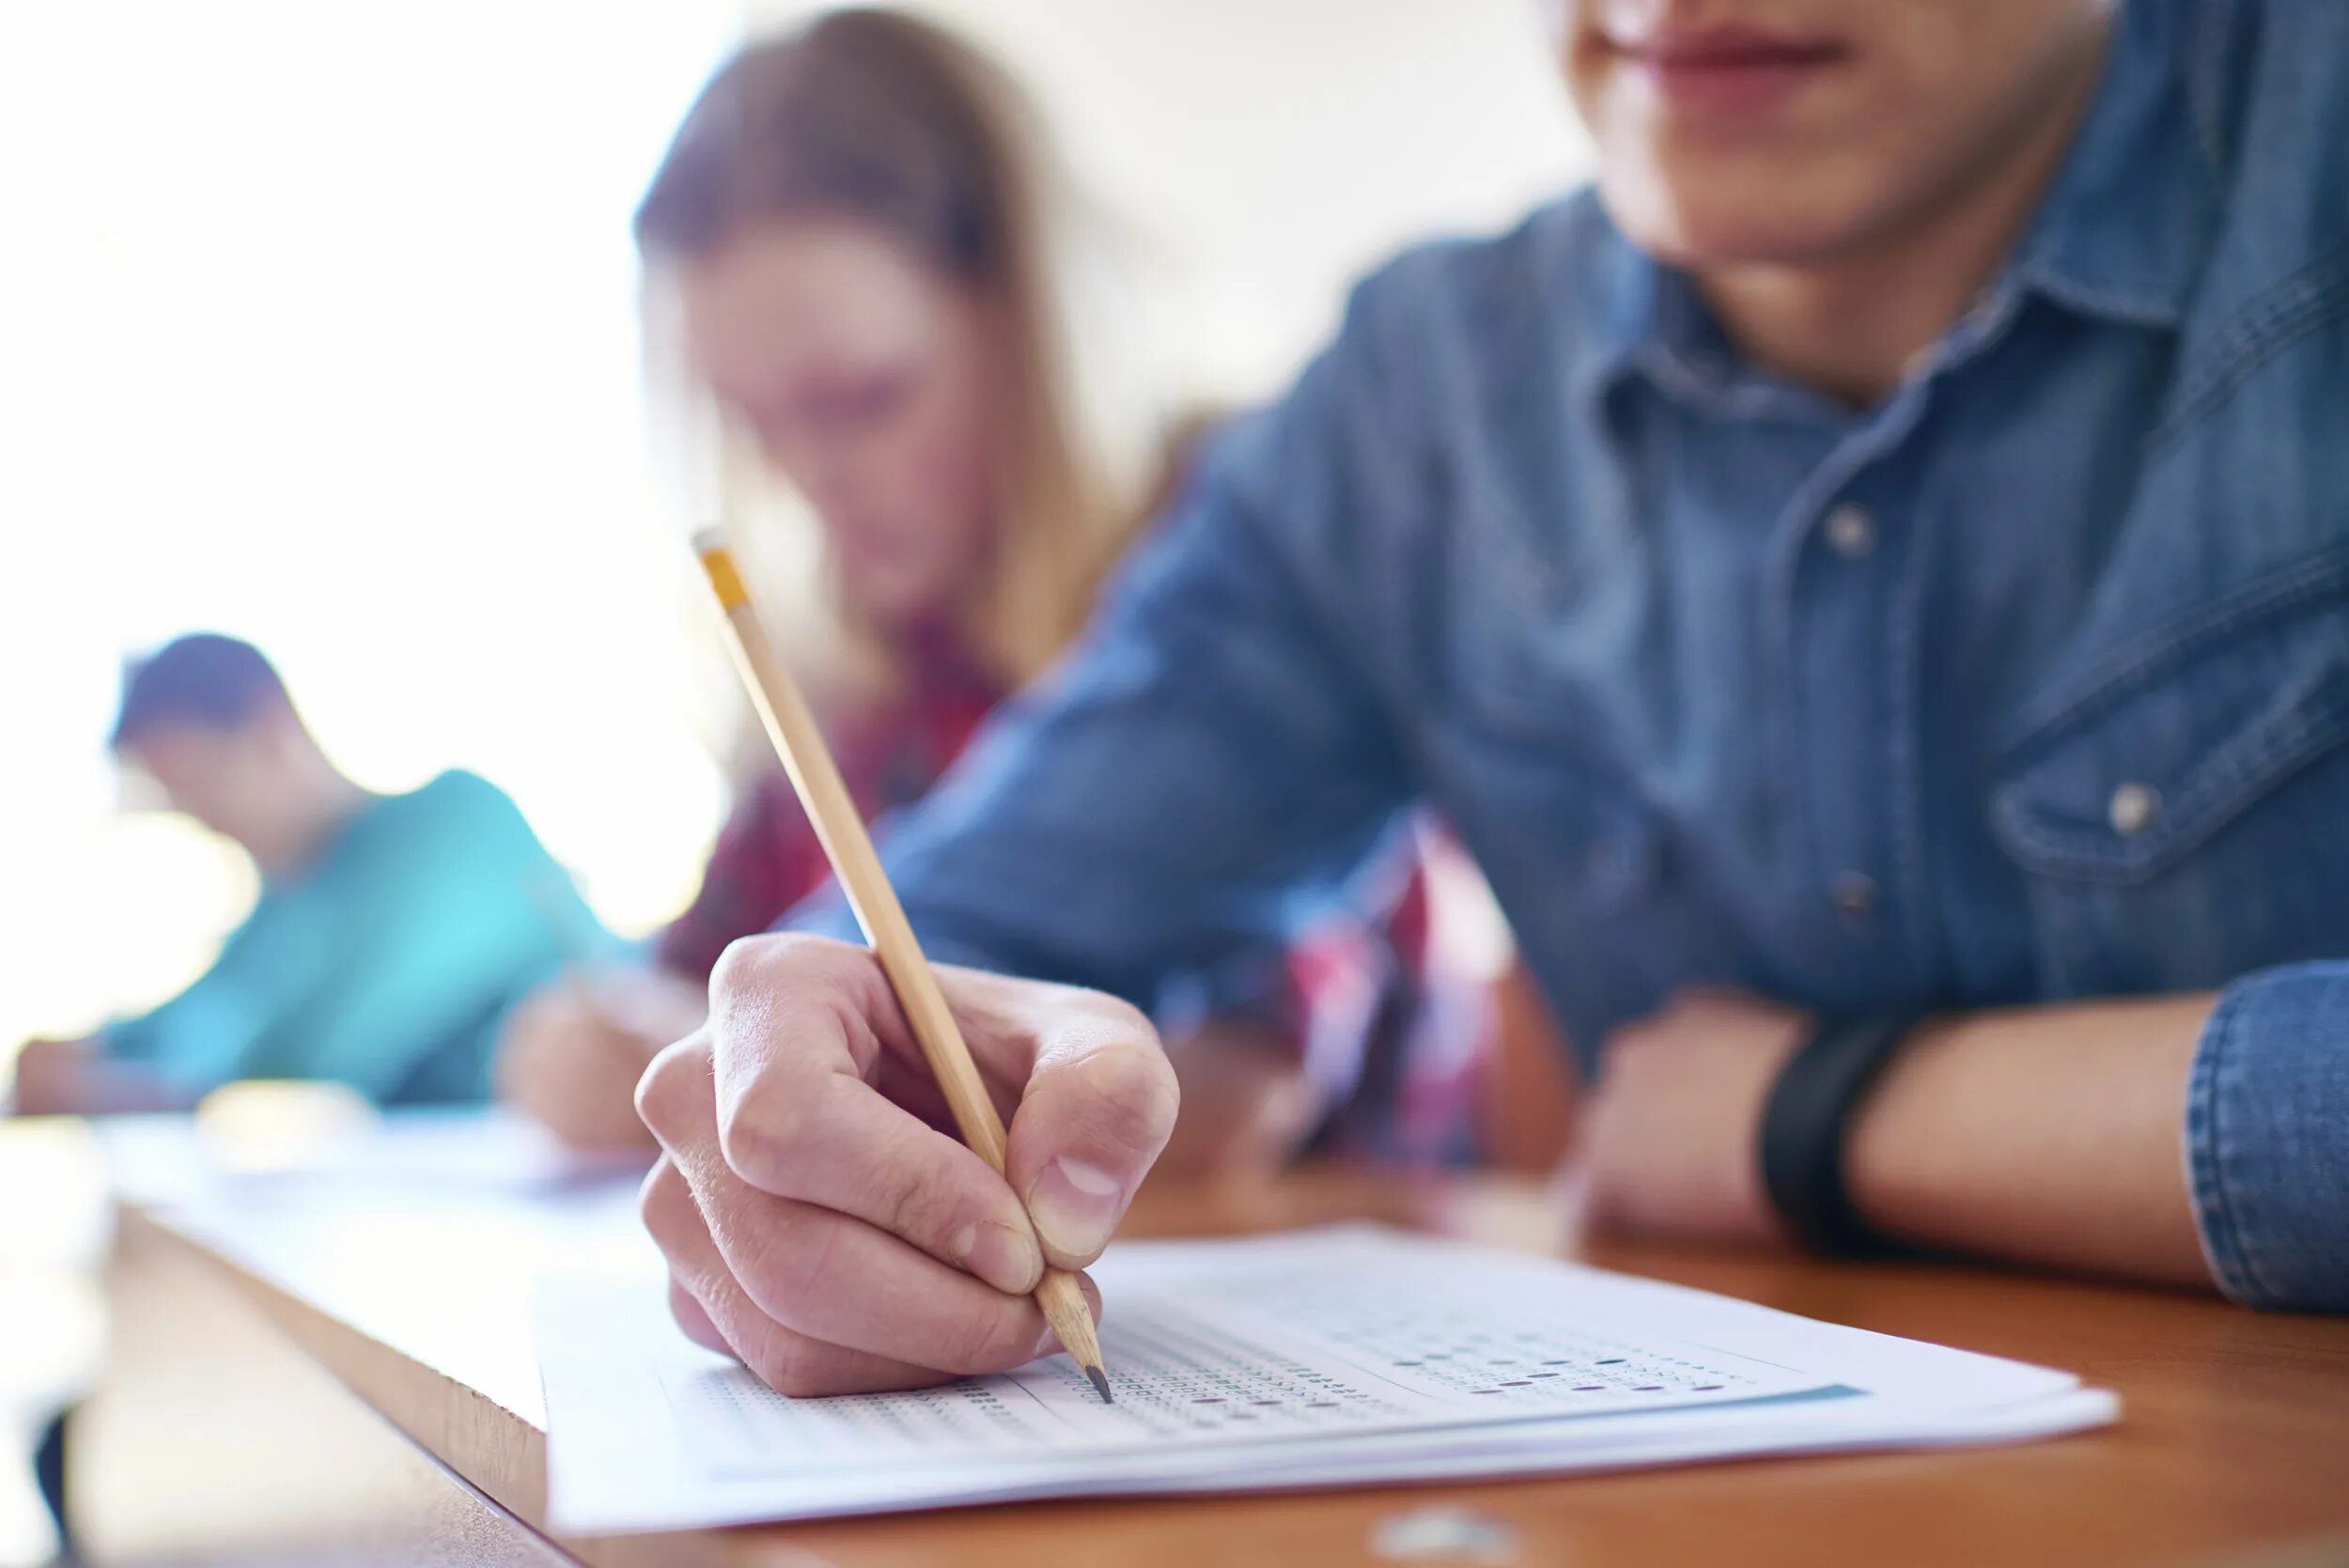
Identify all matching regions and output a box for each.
[717,1078,815,1188]
[710,930,863,1004]
[664,1279,699,1329]
[704,934,772,1002]
[632,1035,708,1137]
[665,1281,727,1357]
[637,1160,695,1254]
[1059,989,1156,1050]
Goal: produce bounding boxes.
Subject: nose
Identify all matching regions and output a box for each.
[754,420,861,512]
[806,436,894,520]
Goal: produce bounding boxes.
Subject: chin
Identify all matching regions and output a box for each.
[844,578,948,636]
[1601,165,1881,271]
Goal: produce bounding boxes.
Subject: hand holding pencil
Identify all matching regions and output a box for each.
[632,531,1178,1400]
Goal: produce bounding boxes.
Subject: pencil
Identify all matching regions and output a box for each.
[690,529,1113,1404]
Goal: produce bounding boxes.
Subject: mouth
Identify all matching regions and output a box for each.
[1602,23,1849,116]
[828,518,911,579]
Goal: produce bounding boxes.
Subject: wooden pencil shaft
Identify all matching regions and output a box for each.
[693,540,1104,1388]
[708,598,1010,1167]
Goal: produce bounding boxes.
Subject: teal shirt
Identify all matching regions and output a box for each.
[104,769,608,1104]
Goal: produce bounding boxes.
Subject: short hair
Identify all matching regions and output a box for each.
[109,633,289,751]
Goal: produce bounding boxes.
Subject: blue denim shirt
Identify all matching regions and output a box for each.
[799,0,2349,1310]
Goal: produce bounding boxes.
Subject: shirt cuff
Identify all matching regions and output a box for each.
[2185,963,2349,1312]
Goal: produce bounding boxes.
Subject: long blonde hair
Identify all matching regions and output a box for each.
[635,8,1165,699]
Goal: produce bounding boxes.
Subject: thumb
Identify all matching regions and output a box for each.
[1003,993,1178,1269]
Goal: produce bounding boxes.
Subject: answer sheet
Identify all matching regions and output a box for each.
[538,1227,2117,1533]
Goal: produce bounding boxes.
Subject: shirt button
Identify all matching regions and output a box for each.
[1830,871,1878,921]
[2108,783,2161,837]
[1824,505,1877,559]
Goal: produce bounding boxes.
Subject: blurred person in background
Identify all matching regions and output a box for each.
[8,632,605,1116]
[491,9,1492,1172]
[630,0,2349,1398]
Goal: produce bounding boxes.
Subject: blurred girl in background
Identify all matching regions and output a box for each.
[493,8,1491,1172]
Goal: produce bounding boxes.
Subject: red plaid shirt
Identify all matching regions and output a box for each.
[656,639,1490,1165]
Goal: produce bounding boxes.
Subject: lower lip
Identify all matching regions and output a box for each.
[1618,49,1842,117]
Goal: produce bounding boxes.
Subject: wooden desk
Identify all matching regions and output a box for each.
[110,1169,2349,1568]
[73,1220,568,1567]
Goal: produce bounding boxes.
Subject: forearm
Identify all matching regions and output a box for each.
[1845,994,2213,1288]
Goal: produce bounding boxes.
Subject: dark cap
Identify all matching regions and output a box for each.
[110,632,289,751]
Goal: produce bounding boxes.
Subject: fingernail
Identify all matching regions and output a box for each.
[1025,1157,1123,1261]
[952,1220,1042,1296]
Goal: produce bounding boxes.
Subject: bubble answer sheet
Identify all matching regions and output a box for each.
[537,1227,2118,1534]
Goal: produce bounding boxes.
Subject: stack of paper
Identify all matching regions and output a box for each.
[537,1227,2115,1532]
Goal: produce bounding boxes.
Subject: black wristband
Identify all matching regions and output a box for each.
[1758,1014,1921,1257]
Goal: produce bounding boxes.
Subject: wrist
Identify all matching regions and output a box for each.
[1842,1012,1966,1243]
[1758,1012,1927,1255]
[1838,998,2210,1281]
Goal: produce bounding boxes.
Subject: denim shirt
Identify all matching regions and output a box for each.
[798,0,2349,1310]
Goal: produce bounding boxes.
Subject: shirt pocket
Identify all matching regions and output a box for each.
[1990,545,2349,995]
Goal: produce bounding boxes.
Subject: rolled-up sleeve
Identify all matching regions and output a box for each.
[2186,962,2349,1311]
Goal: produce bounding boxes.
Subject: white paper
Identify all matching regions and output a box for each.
[538,1227,2117,1533]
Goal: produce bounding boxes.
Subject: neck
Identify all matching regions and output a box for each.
[1695,53,2108,407]
[250,756,367,877]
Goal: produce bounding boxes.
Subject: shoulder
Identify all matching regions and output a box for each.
[2181,1,2349,333]
[374,769,534,843]
[1330,191,1611,381]
[2231,0,2349,155]
[1155,194,1611,668]
[409,767,519,812]
[1212,189,1608,488]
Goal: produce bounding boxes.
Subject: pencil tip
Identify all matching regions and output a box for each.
[1086,1365,1113,1405]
